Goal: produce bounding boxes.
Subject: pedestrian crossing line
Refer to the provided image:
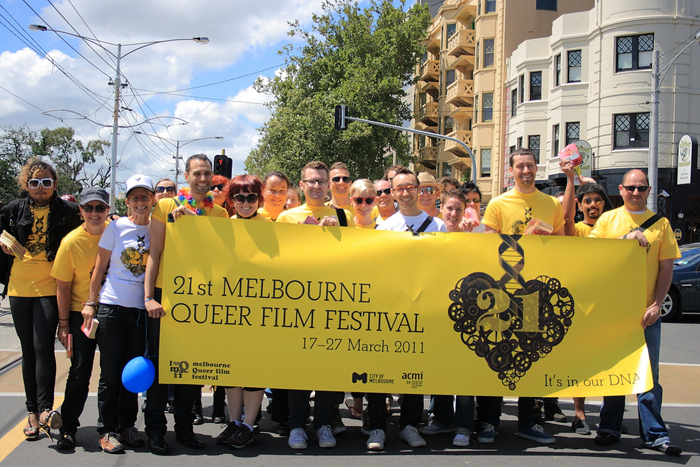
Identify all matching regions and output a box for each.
[0,396,64,463]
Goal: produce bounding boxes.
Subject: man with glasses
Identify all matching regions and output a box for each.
[590,169,682,456]
[328,162,354,214]
[143,155,228,454]
[416,172,441,218]
[481,148,564,445]
[277,161,353,450]
[373,179,396,223]
[374,167,445,449]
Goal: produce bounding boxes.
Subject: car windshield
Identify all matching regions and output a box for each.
[674,249,700,266]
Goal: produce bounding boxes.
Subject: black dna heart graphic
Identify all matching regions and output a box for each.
[447,235,575,390]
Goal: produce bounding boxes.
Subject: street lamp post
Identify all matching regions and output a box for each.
[134,132,223,185]
[29,24,209,212]
[648,30,700,213]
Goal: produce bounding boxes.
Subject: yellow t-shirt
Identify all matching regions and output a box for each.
[152,197,228,288]
[51,223,106,311]
[355,220,377,229]
[589,207,680,306]
[257,207,284,222]
[277,204,356,227]
[8,205,55,297]
[574,222,593,237]
[327,201,355,217]
[482,189,565,235]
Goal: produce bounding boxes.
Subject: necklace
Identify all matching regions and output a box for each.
[177,187,213,215]
[237,211,258,220]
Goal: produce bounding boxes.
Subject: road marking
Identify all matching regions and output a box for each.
[0,396,63,463]
[660,362,700,367]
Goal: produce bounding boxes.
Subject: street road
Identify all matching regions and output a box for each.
[0,296,698,466]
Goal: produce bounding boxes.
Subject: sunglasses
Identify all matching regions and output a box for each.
[353,197,375,205]
[128,195,153,203]
[376,188,392,196]
[233,193,259,204]
[622,185,649,193]
[211,184,225,191]
[331,176,351,184]
[582,197,604,205]
[419,187,437,195]
[155,186,176,193]
[81,204,108,213]
[467,198,481,204]
[28,178,54,189]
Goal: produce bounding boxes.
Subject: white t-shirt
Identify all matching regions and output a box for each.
[98,217,150,309]
[376,211,447,233]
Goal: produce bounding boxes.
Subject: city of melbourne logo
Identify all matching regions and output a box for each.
[448,234,575,390]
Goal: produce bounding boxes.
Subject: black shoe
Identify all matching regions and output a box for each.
[193,413,204,425]
[56,432,76,450]
[651,443,682,456]
[148,435,169,455]
[176,431,204,449]
[594,432,619,446]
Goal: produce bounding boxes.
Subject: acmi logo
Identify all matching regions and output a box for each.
[402,371,423,381]
[352,372,368,383]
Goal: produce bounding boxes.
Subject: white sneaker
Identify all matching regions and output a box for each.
[317,425,336,448]
[453,433,470,447]
[288,428,308,449]
[367,429,385,451]
[399,425,426,447]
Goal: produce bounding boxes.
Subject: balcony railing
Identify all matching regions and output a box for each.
[418,59,440,82]
[444,130,472,156]
[446,79,474,106]
[417,101,439,125]
[417,146,438,168]
[447,29,475,57]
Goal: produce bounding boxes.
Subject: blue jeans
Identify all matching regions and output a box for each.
[598,319,670,447]
[95,304,147,435]
[432,395,476,434]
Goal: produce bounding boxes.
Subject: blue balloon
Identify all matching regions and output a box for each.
[122,356,155,393]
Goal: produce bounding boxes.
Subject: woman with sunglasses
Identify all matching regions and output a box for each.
[0,158,81,440]
[349,179,377,229]
[458,182,486,233]
[216,174,267,449]
[154,179,177,202]
[212,175,235,217]
[83,175,155,454]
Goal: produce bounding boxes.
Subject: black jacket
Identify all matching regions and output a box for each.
[0,194,81,297]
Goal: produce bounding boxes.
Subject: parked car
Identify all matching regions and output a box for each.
[661,244,700,322]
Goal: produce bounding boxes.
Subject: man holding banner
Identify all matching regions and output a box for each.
[590,169,682,456]
[482,148,565,444]
[143,155,228,454]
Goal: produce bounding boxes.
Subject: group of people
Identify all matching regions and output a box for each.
[0,148,681,456]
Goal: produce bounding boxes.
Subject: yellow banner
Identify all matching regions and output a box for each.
[159,217,651,397]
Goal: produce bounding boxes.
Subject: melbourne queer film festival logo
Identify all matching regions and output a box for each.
[448,235,575,390]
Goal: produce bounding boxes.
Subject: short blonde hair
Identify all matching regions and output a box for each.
[349,179,374,198]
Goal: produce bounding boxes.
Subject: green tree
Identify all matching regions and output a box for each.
[246,0,430,182]
[0,125,37,203]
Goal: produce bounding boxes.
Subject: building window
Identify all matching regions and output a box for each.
[484,39,495,67]
[614,113,650,148]
[442,163,453,177]
[446,23,457,41]
[511,88,518,116]
[553,124,560,155]
[483,93,493,122]
[481,148,492,177]
[536,0,557,10]
[474,95,479,123]
[530,71,542,100]
[517,137,523,148]
[477,0,481,16]
[485,0,496,13]
[444,117,454,135]
[528,135,541,163]
[555,54,561,86]
[519,75,525,103]
[476,41,480,69]
[567,50,581,82]
[566,122,580,145]
[510,145,516,154]
[445,69,455,92]
[616,34,653,72]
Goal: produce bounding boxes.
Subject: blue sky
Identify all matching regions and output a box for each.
[0,0,380,186]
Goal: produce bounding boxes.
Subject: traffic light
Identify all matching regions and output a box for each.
[214,154,232,178]
[335,105,348,131]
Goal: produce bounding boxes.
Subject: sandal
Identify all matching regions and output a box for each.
[23,413,40,441]
[345,401,363,420]
[39,410,63,441]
